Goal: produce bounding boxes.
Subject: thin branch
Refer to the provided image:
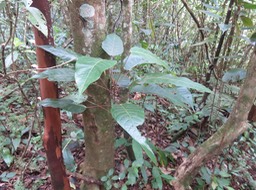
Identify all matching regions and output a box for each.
[180,0,211,64]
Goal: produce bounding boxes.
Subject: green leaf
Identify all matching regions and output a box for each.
[5,51,19,68]
[101,176,108,182]
[63,93,87,104]
[63,148,76,172]
[152,167,163,189]
[218,23,232,33]
[141,166,148,183]
[124,47,169,70]
[39,98,86,113]
[250,32,256,43]
[137,73,212,93]
[26,7,48,37]
[124,55,148,70]
[240,16,254,27]
[2,147,14,167]
[131,84,190,107]
[200,167,212,184]
[111,103,157,165]
[12,138,21,151]
[32,68,75,82]
[243,2,256,9]
[222,68,246,83]
[6,172,16,178]
[102,33,124,56]
[75,56,117,94]
[132,139,143,161]
[37,45,78,61]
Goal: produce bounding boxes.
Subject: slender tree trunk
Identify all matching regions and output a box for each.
[172,46,256,190]
[68,1,114,189]
[31,1,71,189]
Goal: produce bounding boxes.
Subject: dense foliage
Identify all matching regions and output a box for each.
[0,0,255,189]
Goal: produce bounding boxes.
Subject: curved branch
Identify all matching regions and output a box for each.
[172,45,256,190]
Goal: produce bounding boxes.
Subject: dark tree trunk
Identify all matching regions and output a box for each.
[32,1,70,189]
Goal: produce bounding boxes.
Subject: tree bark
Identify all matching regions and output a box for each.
[32,0,71,190]
[68,1,114,190]
[172,46,256,190]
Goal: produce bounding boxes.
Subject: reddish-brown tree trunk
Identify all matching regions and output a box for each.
[31,0,71,189]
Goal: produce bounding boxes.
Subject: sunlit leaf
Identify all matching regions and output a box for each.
[242,2,256,9]
[75,56,117,94]
[136,73,212,93]
[131,84,190,107]
[124,47,169,70]
[240,16,254,27]
[102,33,124,56]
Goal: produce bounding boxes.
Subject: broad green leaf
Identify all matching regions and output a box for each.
[124,54,148,70]
[63,148,76,172]
[63,93,87,104]
[222,68,246,83]
[5,51,19,68]
[75,56,117,94]
[112,71,131,87]
[27,7,48,37]
[5,172,16,178]
[240,16,254,27]
[14,38,25,47]
[12,138,21,151]
[132,139,143,161]
[131,84,189,107]
[200,167,212,184]
[124,47,169,70]
[243,2,256,9]
[102,33,124,56]
[137,73,212,93]
[32,68,75,82]
[111,103,157,165]
[218,23,232,33]
[39,98,86,113]
[2,147,14,167]
[38,45,78,61]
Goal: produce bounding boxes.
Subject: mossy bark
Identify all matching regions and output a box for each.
[68,1,114,190]
[172,46,256,190]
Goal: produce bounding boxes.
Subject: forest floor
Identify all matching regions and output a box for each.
[1,110,255,190]
[0,74,255,190]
